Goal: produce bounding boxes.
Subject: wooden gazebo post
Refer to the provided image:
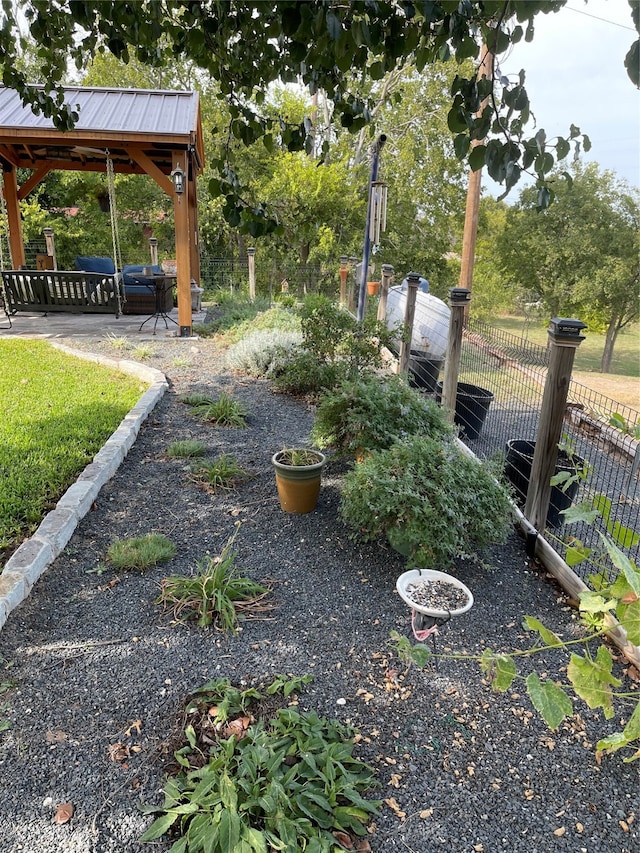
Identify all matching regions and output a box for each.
[2,167,25,268]
[172,150,193,337]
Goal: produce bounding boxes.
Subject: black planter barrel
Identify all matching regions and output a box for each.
[408,350,443,393]
[435,381,494,440]
[504,439,583,530]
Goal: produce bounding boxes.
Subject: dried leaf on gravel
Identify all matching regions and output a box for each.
[384,797,406,819]
[125,719,142,737]
[53,802,74,825]
[108,742,130,762]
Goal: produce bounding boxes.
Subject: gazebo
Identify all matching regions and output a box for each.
[0,85,205,336]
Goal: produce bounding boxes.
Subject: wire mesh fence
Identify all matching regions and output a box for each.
[449,319,640,585]
[198,254,338,299]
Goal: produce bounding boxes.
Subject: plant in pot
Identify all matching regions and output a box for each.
[339,434,513,570]
[271,447,326,514]
[311,374,453,460]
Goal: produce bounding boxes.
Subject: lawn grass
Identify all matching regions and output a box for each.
[494,315,640,377]
[0,340,146,557]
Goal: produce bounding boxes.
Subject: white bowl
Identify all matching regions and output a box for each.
[396,569,473,618]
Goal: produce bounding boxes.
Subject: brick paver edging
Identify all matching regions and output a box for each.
[0,343,168,631]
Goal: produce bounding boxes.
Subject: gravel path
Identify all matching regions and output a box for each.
[0,334,638,853]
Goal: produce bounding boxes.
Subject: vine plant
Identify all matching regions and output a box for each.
[391,507,640,763]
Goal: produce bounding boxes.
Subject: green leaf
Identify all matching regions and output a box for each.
[617,599,640,645]
[219,771,238,810]
[567,647,621,719]
[453,133,469,159]
[610,521,640,550]
[601,535,640,596]
[579,591,617,615]
[139,811,179,842]
[219,809,241,851]
[480,650,516,692]
[609,413,627,431]
[565,543,592,567]
[526,673,573,730]
[561,501,599,526]
[523,616,562,647]
[242,827,268,853]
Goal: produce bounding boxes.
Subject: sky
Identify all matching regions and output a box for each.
[483,0,639,198]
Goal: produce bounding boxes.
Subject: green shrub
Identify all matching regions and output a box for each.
[271,349,343,396]
[106,533,177,570]
[312,374,453,457]
[340,435,513,569]
[224,329,302,377]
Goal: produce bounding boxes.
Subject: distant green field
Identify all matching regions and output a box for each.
[494,315,639,378]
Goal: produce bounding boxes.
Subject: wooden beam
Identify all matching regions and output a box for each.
[188,164,201,288]
[18,164,52,200]
[128,147,174,195]
[0,145,19,168]
[2,167,25,268]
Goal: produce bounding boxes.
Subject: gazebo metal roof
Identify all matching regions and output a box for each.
[0,85,205,335]
[0,85,205,176]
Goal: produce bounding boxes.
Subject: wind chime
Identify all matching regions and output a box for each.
[368,180,388,247]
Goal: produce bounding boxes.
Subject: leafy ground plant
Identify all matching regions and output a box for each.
[140,675,380,852]
[167,439,207,459]
[181,391,249,427]
[157,529,270,630]
[106,533,177,571]
[189,454,249,493]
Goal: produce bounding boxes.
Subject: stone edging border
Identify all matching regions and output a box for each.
[0,343,168,632]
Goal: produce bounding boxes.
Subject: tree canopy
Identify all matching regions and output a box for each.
[2,1,638,233]
[496,162,639,372]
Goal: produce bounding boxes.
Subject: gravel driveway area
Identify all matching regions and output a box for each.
[0,333,638,853]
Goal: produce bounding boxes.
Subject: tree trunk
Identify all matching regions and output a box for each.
[601,315,620,373]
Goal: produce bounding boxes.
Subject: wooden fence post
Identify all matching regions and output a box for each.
[247,246,256,301]
[377,263,394,323]
[524,318,587,530]
[441,288,471,423]
[398,272,420,377]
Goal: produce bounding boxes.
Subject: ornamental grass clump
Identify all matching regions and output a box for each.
[157,530,269,630]
[106,533,177,571]
[340,434,513,570]
[181,391,249,427]
[190,454,249,492]
[312,374,454,458]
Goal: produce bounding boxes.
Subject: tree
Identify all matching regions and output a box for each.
[2,1,637,233]
[497,163,640,371]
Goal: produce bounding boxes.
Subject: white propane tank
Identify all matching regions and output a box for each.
[385,285,450,358]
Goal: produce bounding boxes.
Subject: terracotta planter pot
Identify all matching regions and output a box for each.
[367,281,380,296]
[271,449,326,513]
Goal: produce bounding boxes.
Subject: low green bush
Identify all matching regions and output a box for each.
[312,374,454,457]
[340,435,513,569]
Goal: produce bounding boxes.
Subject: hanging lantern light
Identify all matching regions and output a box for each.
[171,164,186,196]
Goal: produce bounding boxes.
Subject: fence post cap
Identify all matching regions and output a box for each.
[548,317,587,343]
[449,287,472,305]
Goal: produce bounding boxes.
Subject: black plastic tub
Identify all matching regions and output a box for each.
[504,439,583,530]
[435,381,494,440]
[408,351,443,393]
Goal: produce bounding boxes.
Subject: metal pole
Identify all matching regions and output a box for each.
[357,134,386,323]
